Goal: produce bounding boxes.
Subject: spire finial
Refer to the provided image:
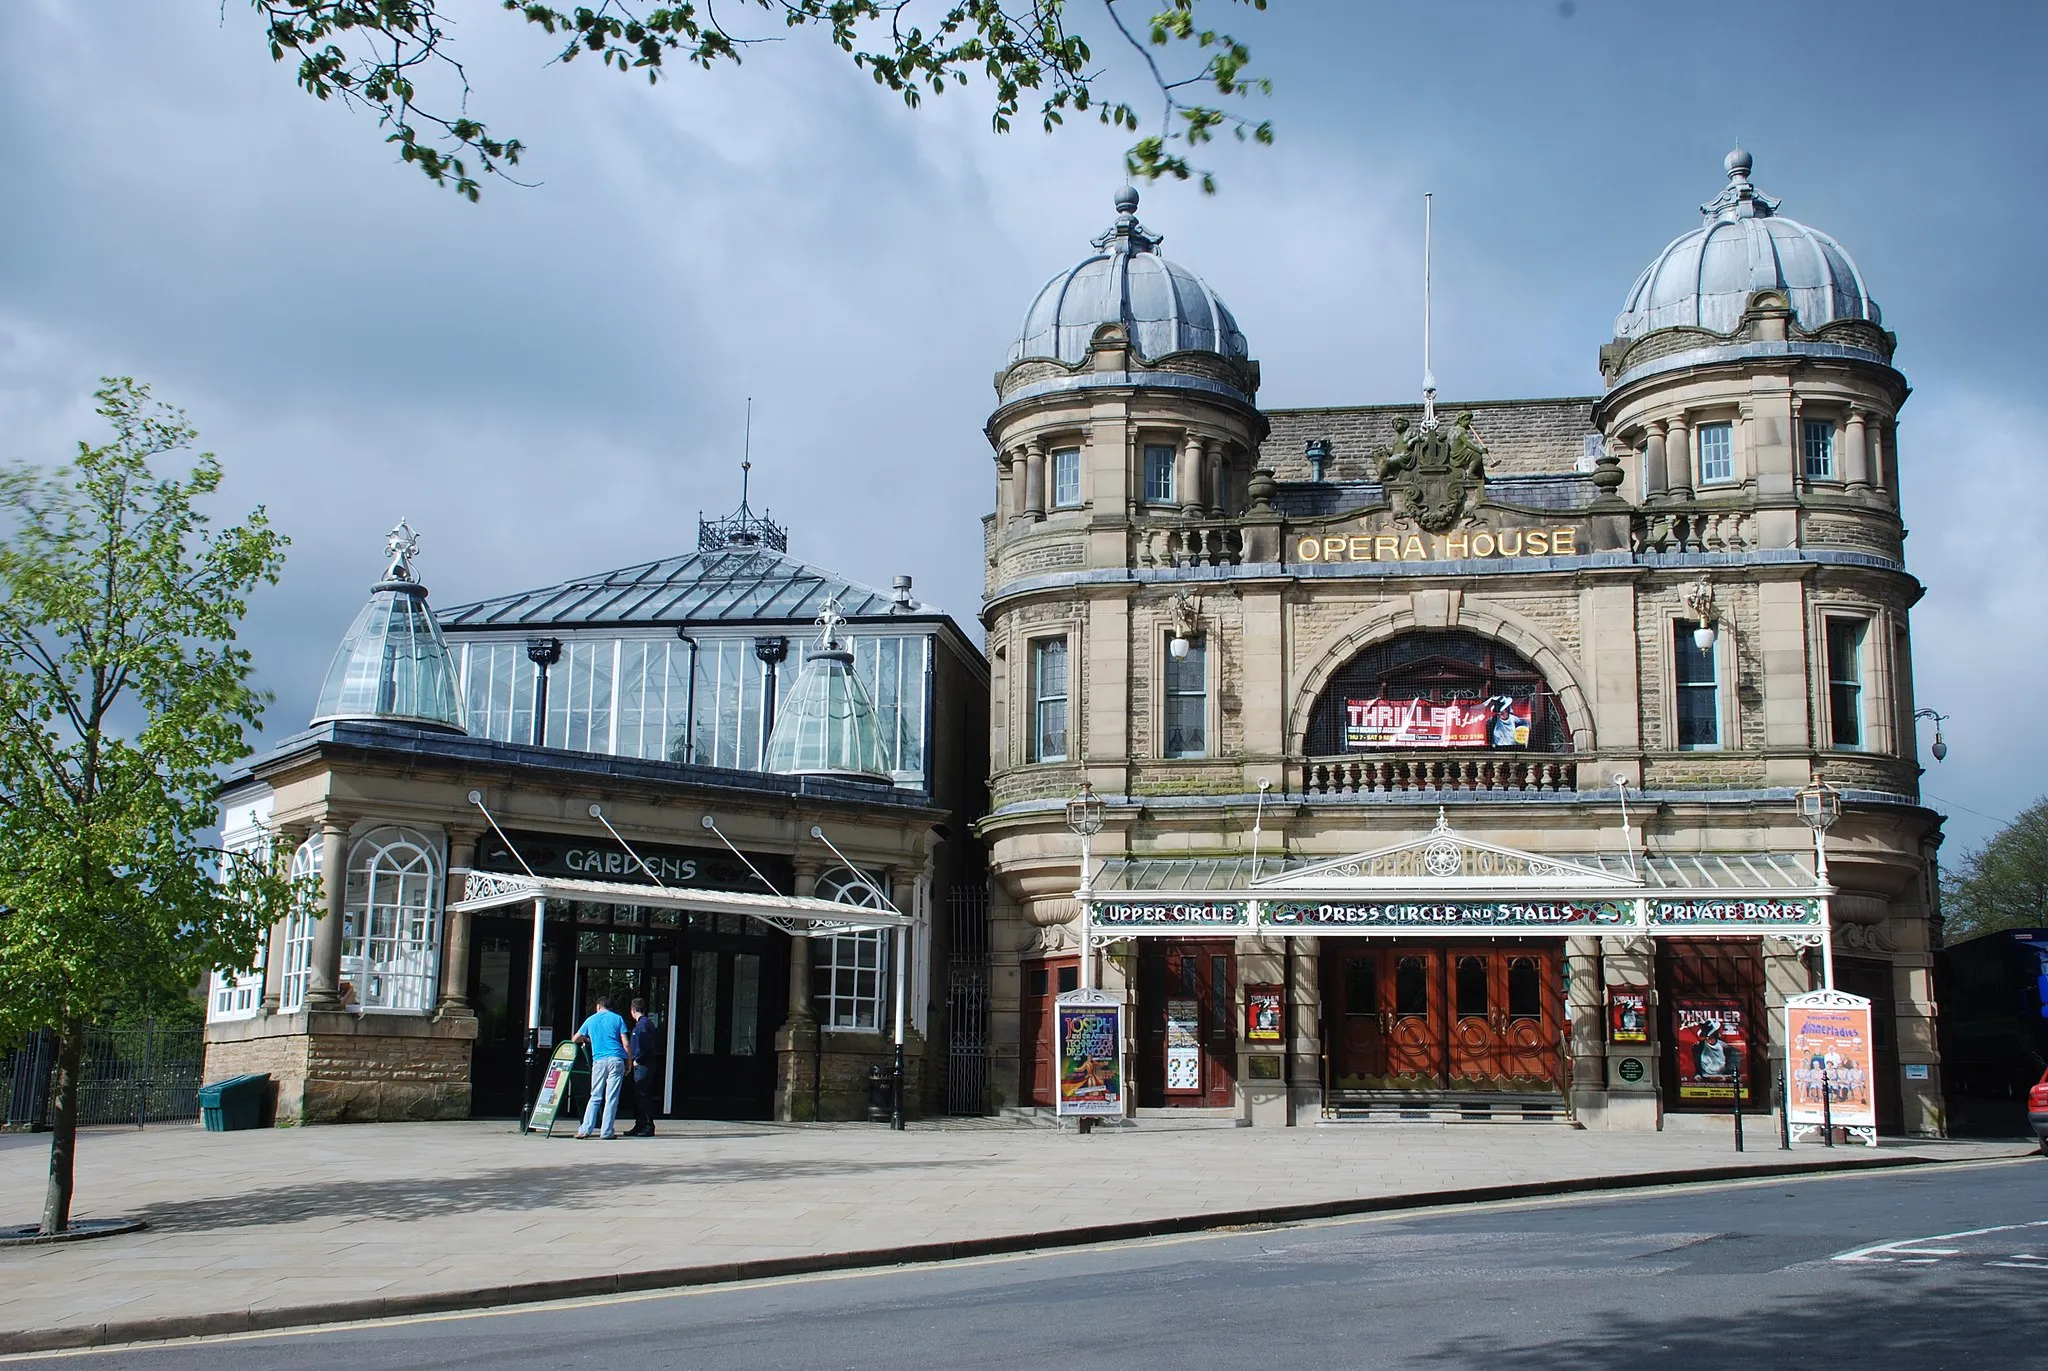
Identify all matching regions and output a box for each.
[816,593,846,650]
[383,518,420,583]
[1702,145,1777,221]
[1093,184,1162,254]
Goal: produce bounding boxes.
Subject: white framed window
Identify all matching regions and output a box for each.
[1826,617,1867,749]
[208,825,275,1023]
[814,868,892,1032]
[1802,419,1836,480]
[277,834,322,1012]
[1697,423,1735,485]
[1674,621,1720,750]
[1143,443,1177,505]
[341,826,443,1012]
[1030,637,1070,763]
[1163,635,1207,758]
[1052,448,1082,508]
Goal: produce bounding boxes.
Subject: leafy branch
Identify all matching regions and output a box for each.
[246,1,1273,199]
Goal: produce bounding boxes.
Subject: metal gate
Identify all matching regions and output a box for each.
[3,1022,204,1130]
[946,882,992,1115]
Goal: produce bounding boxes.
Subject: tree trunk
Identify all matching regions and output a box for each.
[40,1020,85,1236]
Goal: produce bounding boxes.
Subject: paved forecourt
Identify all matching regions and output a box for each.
[0,1118,2025,1350]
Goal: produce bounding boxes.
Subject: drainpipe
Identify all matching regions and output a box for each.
[525,637,562,747]
[755,635,790,761]
[675,626,699,764]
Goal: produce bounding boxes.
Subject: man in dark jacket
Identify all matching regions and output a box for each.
[626,997,661,1137]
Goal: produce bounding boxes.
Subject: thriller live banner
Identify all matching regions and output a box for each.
[1297,526,1580,564]
[1345,696,1533,750]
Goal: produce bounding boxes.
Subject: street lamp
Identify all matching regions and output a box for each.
[1065,782,1106,991]
[1913,708,1950,762]
[1796,774,1842,990]
[1683,580,1718,653]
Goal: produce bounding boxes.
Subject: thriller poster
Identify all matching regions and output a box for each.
[1672,997,1750,1102]
[1607,988,1650,1045]
[1344,696,1533,750]
[1245,985,1285,1043]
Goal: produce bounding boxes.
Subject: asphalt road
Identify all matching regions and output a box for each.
[12,1156,2044,1370]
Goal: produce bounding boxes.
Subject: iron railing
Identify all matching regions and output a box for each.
[2,1021,205,1130]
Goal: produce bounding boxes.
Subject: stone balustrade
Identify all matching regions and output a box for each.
[1633,507,1758,554]
[1301,754,1575,796]
[1135,521,1243,568]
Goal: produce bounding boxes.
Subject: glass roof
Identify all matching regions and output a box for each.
[438,547,924,630]
[762,648,891,783]
[312,581,467,733]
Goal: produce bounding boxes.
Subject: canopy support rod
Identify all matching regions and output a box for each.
[698,815,782,894]
[589,803,670,887]
[468,789,538,877]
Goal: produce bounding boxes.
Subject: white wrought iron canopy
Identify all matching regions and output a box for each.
[450,868,910,937]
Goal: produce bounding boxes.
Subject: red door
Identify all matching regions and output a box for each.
[1497,950,1562,1089]
[1325,950,1390,1089]
[1447,950,1498,1086]
[1383,946,1445,1087]
[1019,957,1078,1107]
[1139,942,1237,1107]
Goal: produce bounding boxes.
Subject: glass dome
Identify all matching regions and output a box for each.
[763,613,891,784]
[311,522,467,734]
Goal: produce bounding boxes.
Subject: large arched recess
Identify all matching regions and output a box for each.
[1287,599,1597,756]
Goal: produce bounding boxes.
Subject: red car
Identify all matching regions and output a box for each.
[2031,1070,2048,1154]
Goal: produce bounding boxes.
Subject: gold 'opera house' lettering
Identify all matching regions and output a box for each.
[1297,527,1577,563]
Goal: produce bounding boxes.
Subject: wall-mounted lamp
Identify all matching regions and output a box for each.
[1912,708,1950,762]
[1168,589,1200,660]
[1683,580,1718,652]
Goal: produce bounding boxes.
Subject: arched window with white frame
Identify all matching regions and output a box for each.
[276,834,322,1012]
[341,826,444,1012]
[813,867,892,1032]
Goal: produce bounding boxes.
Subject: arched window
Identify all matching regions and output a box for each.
[341,826,444,1012]
[1305,630,1570,754]
[813,867,892,1032]
[277,835,322,1012]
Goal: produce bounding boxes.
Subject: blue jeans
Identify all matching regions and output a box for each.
[581,1056,625,1137]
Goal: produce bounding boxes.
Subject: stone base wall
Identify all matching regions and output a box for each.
[205,1011,478,1125]
[774,1024,927,1122]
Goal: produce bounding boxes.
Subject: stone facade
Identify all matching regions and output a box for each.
[204,1012,476,1124]
[977,172,1943,1136]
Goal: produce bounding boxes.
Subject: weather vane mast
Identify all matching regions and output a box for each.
[1422,192,1438,431]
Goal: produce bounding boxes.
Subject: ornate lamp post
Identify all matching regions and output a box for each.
[1065,782,1106,990]
[1796,775,1842,990]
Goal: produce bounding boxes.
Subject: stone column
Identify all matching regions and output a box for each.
[437,830,480,1018]
[1873,419,1894,497]
[1178,435,1206,517]
[1665,415,1693,499]
[1843,407,1870,489]
[1642,422,1668,499]
[260,826,307,1015]
[787,861,821,1028]
[1206,446,1226,517]
[305,817,349,1012]
[776,860,822,1121]
[1023,440,1047,521]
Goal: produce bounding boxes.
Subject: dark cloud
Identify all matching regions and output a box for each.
[1,0,2039,850]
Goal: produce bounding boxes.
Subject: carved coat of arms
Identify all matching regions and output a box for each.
[1371,411,1489,533]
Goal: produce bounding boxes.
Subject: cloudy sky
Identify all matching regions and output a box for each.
[2,1,2041,853]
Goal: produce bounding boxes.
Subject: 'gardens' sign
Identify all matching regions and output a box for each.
[477,829,794,894]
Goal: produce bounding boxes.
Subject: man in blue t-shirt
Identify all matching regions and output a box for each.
[573,995,631,1140]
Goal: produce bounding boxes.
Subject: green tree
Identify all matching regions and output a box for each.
[0,380,295,1236]
[251,0,1274,199]
[1941,798,2048,942]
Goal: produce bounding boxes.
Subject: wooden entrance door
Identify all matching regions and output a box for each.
[1139,942,1236,1108]
[1323,942,1560,1093]
[1019,958,1078,1107]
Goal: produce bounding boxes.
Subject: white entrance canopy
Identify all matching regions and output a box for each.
[1078,814,1828,944]
[450,868,910,936]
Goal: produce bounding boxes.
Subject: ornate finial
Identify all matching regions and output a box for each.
[815,594,846,651]
[1092,184,1162,255]
[698,399,790,553]
[1433,806,1452,835]
[384,519,420,583]
[1701,146,1779,222]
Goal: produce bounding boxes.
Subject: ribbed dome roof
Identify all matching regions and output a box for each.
[311,522,466,734]
[762,603,890,784]
[1009,186,1248,367]
[1615,149,1879,339]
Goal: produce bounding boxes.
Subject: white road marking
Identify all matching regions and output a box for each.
[1834,1219,2048,1269]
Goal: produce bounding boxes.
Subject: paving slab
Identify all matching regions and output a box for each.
[0,1118,2026,1352]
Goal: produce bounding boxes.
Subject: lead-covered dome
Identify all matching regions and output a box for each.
[1615,149,1879,339]
[1009,186,1248,366]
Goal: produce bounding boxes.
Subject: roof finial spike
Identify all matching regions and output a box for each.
[1421,192,1439,431]
[741,396,753,503]
[384,518,420,583]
